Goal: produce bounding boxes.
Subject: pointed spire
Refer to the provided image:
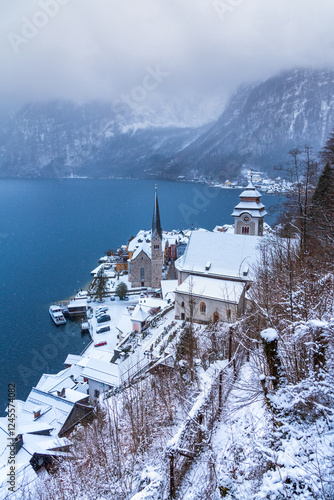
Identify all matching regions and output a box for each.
[152,185,162,239]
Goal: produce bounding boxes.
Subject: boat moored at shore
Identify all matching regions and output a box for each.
[49,305,66,325]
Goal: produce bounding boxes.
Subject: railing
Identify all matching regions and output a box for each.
[132,346,245,499]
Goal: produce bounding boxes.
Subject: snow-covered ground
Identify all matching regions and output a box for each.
[178,359,334,500]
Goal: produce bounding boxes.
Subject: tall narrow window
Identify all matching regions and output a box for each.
[140,268,145,281]
[242,226,250,234]
[200,302,207,314]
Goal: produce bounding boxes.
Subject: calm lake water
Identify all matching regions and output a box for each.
[0,178,284,412]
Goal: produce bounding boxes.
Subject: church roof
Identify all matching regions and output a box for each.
[152,187,162,239]
[176,275,245,304]
[131,240,151,260]
[175,230,263,281]
[231,180,267,219]
[239,180,262,199]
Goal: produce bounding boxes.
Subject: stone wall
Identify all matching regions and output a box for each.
[175,290,241,323]
[129,250,152,288]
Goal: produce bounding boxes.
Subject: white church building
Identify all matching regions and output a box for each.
[174,180,267,323]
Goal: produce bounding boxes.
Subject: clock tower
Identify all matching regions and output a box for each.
[231,179,267,236]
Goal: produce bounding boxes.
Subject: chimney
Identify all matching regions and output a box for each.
[33,407,41,419]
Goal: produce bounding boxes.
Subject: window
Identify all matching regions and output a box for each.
[181,301,185,308]
[242,226,250,234]
[140,268,145,281]
[154,244,159,249]
[94,389,100,398]
[200,301,207,314]
[226,309,232,321]
[181,313,185,320]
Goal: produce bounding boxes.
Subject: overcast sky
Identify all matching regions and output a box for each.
[2,0,334,123]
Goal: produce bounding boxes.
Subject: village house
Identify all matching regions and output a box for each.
[175,180,267,323]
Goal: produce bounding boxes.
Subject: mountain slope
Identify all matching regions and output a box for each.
[1,68,334,180]
[163,68,334,180]
[0,101,208,179]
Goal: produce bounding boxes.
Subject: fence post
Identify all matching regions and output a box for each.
[169,453,175,499]
[228,327,232,362]
[218,370,223,410]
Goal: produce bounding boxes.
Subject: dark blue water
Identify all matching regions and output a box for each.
[0,178,284,412]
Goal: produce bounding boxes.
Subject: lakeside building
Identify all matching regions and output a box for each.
[128,187,163,289]
[174,180,267,323]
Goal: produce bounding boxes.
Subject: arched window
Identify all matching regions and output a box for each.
[200,301,207,314]
[181,301,185,308]
[140,268,145,281]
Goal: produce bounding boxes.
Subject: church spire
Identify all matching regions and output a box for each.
[152,185,162,239]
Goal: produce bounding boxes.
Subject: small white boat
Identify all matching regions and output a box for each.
[49,305,66,325]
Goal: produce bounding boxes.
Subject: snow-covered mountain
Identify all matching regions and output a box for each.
[0,100,209,179]
[1,68,334,180]
[163,68,334,180]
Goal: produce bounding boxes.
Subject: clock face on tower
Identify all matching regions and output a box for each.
[242,213,251,223]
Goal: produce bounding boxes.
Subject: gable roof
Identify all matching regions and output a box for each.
[81,358,119,387]
[176,230,262,281]
[176,275,245,303]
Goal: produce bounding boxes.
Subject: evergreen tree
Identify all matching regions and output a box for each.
[308,161,334,270]
[115,282,128,300]
[320,128,334,165]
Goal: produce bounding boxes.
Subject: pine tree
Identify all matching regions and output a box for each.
[115,282,128,300]
[308,162,334,270]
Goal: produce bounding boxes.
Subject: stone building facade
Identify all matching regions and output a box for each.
[175,180,267,323]
[128,188,163,289]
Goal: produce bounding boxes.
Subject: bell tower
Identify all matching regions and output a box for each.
[151,186,163,288]
[231,176,267,236]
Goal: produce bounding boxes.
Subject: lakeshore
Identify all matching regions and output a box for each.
[0,178,284,411]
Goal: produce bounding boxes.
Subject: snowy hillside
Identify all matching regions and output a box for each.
[165,68,334,180]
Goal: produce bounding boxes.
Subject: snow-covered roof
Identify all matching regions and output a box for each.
[161,280,178,300]
[17,388,76,437]
[81,358,119,387]
[176,275,245,303]
[131,305,150,323]
[128,230,151,253]
[213,224,234,234]
[59,388,88,403]
[116,312,133,335]
[231,207,267,218]
[239,181,262,198]
[35,366,81,394]
[64,354,83,366]
[131,240,152,260]
[21,434,72,457]
[176,230,262,281]
[233,201,266,210]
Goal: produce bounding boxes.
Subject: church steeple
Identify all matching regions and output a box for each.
[151,186,163,288]
[152,186,162,239]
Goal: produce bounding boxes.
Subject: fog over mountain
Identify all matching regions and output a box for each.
[1,68,334,181]
[1,1,334,179]
[2,0,334,121]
